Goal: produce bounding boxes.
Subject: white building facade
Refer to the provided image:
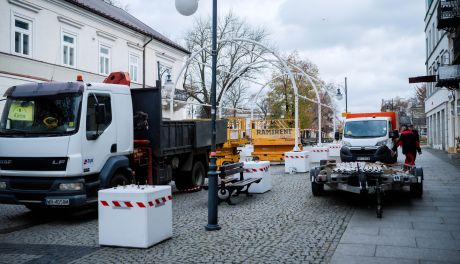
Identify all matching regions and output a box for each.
[0,0,190,120]
[424,0,459,152]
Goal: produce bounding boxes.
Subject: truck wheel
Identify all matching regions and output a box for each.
[175,161,206,191]
[191,161,206,187]
[110,173,129,187]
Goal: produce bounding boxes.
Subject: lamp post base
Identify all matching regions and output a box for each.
[205,224,221,231]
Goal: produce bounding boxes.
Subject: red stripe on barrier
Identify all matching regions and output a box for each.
[162,197,167,203]
[101,200,109,206]
[148,201,154,207]
[112,201,121,207]
[124,201,133,208]
[137,202,146,208]
[168,195,172,200]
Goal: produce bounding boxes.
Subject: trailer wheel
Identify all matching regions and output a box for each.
[312,182,324,196]
[410,168,423,198]
[311,168,324,196]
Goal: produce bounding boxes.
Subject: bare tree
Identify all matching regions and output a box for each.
[182,12,270,117]
[222,80,249,117]
[256,96,270,119]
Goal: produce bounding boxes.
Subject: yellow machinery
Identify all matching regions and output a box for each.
[251,119,300,162]
[216,118,249,167]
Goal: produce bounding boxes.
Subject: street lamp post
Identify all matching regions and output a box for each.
[336,77,348,113]
[175,0,221,231]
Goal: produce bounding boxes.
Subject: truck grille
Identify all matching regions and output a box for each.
[0,157,68,171]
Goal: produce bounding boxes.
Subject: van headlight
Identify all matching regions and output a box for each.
[0,182,6,190]
[342,141,351,147]
[375,140,387,147]
[59,183,83,191]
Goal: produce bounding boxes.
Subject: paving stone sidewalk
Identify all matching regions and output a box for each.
[331,148,460,264]
[0,166,353,264]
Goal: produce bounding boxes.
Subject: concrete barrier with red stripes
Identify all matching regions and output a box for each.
[328,143,342,157]
[310,146,329,163]
[100,195,172,208]
[98,185,172,248]
[285,150,310,173]
[243,161,272,193]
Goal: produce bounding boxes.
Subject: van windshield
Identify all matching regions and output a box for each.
[344,120,387,138]
[0,94,81,137]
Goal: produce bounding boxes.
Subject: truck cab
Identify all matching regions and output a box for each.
[0,80,133,209]
[340,114,399,163]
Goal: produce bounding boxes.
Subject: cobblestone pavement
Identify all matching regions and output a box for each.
[0,166,355,264]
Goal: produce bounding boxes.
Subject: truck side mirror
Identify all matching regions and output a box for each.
[389,130,399,139]
[334,131,340,141]
[95,104,106,124]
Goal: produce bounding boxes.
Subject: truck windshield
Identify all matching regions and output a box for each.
[344,120,387,138]
[0,94,81,137]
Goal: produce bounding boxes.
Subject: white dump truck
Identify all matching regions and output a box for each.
[0,72,226,211]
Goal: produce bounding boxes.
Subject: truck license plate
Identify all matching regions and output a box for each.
[357,157,370,161]
[46,199,70,206]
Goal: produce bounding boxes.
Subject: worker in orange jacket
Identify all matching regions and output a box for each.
[392,125,421,166]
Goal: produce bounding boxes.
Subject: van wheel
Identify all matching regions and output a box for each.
[110,173,129,187]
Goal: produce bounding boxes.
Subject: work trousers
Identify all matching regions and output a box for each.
[404,151,417,166]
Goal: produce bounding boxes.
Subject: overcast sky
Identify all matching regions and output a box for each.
[127,0,426,113]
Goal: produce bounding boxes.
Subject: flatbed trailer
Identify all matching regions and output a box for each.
[310,160,424,218]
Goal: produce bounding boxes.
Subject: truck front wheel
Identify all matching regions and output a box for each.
[110,172,129,187]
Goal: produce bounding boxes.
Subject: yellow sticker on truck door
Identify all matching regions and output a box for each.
[8,102,34,121]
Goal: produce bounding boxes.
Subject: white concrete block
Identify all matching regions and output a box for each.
[98,185,172,248]
[243,161,271,193]
[284,151,310,173]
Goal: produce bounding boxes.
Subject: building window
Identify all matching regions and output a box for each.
[129,54,139,82]
[99,45,111,75]
[13,16,32,56]
[62,33,76,67]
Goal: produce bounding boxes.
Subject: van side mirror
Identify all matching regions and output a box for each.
[389,130,399,139]
[334,131,340,141]
[95,104,106,124]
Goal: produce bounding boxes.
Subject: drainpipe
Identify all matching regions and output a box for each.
[143,36,154,88]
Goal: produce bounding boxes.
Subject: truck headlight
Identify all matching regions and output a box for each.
[375,140,387,147]
[59,183,83,191]
[342,141,351,147]
[0,182,6,190]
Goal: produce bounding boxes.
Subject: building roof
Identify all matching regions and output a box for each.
[63,0,190,54]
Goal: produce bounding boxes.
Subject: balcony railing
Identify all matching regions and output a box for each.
[438,0,460,30]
